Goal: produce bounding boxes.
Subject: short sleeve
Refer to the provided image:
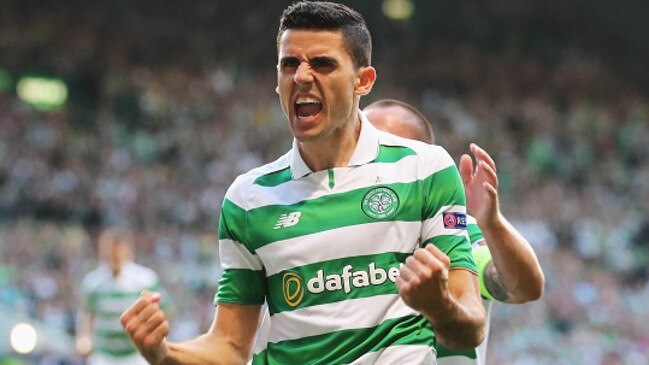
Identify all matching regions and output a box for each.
[214,195,267,305]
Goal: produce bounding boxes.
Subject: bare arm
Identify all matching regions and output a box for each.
[75,309,94,356]
[163,303,261,365]
[480,216,544,303]
[433,267,485,350]
[460,143,545,303]
[121,292,260,365]
[397,244,485,350]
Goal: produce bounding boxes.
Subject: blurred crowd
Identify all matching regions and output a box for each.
[0,1,648,364]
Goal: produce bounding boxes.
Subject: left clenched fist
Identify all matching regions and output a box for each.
[396,244,451,314]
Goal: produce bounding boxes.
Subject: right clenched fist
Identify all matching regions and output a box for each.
[120,291,170,364]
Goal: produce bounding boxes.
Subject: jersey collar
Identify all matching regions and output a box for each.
[290,111,380,180]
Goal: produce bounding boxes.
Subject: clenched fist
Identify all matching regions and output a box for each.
[396,243,452,315]
[120,291,170,364]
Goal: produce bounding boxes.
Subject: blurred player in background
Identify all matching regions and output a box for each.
[364,99,545,365]
[120,1,485,364]
[76,228,169,365]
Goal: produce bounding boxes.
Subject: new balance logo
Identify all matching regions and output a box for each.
[274,212,302,229]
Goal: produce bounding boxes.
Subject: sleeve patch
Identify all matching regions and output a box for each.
[443,212,467,229]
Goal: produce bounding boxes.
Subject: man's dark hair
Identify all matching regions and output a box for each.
[277,1,372,68]
[364,99,436,144]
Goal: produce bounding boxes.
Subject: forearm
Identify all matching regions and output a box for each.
[396,244,485,350]
[75,311,94,355]
[422,270,485,351]
[162,303,259,365]
[163,333,249,365]
[122,298,259,365]
[480,213,544,303]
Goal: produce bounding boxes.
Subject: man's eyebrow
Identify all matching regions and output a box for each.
[279,56,299,64]
[310,56,337,64]
[309,56,336,62]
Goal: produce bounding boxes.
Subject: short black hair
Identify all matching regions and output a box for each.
[364,99,435,144]
[277,1,372,68]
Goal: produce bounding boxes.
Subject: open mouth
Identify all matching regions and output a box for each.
[295,96,323,120]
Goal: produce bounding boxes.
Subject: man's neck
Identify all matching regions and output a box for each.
[298,115,362,172]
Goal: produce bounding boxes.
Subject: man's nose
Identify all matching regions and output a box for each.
[294,62,313,84]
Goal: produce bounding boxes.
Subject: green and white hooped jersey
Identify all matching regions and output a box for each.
[436,215,494,365]
[216,115,477,365]
[81,262,165,358]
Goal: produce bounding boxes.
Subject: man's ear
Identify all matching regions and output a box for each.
[275,86,280,94]
[354,66,377,96]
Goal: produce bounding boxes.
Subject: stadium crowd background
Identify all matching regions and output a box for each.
[1,0,648,364]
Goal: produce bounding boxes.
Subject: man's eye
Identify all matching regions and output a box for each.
[281,59,299,69]
[311,59,335,70]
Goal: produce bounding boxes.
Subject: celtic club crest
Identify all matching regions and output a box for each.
[361,187,400,219]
